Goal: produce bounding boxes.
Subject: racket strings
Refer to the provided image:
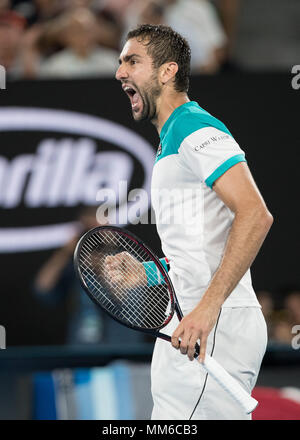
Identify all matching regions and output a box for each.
[80,247,168,328]
[78,229,172,329]
[81,254,163,328]
[82,232,165,315]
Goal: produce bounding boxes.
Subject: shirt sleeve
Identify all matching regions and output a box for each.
[178,125,247,188]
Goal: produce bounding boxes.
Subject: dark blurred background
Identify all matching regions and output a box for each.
[0,0,299,420]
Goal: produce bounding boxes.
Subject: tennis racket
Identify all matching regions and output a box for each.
[74,225,258,414]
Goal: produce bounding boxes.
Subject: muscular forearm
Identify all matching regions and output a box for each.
[200,206,273,308]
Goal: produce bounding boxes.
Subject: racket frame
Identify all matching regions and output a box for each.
[74,225,177,337]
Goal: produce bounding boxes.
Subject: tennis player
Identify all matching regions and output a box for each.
[115,24,273,420]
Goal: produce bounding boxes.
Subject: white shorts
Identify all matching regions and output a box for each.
[151,306,268,420]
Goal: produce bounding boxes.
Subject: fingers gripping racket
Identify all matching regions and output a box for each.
[74,226,258,414]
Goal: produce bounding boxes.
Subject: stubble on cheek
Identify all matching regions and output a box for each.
[139,75,162,122]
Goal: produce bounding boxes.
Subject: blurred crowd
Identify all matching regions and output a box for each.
[1,0,298,81]
[1,0,287,81]
[1,0,238,80]
[257,287,300,346]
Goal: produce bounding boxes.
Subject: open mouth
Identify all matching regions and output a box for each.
[123,84,142,112]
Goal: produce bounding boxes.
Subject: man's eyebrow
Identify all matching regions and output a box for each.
[118,54,142,65]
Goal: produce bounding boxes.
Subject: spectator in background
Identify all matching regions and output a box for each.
[270,287,300,345]
[285,289,300,325]
[122,0,228,74]
[14,0,64,26]
[96,0,134,50]
[247,287,300,346]
[0,10,27,78]
[212,0,240,71]
[36,7,119,78]
[272,312,293,345]
[165,0,228,73]
[10,0,65,79]
[33,206,145,345]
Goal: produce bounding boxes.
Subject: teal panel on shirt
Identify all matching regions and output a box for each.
[156,101,233,164]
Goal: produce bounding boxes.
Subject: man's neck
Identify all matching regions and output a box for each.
[152,93,190,135]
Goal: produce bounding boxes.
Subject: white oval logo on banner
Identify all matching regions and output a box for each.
[0,107,155,252]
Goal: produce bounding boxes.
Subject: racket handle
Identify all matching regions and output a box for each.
[201,354,258,414]
[162,334,257,414]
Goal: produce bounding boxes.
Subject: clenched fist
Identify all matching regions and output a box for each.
[104,252,147,289]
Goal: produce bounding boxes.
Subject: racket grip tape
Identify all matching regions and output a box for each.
[201,354,258,414]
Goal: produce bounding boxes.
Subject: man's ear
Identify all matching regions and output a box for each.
[160,62,178,85]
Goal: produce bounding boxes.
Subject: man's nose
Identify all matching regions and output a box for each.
[115,64,128,81]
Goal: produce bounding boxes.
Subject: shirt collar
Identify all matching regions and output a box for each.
[160,101,199,141]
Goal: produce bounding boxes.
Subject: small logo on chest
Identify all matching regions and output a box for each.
[157,143,162,156]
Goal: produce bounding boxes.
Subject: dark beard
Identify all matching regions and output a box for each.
[134,75,162,123]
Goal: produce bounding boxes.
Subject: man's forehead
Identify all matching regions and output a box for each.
[119,38,148,60]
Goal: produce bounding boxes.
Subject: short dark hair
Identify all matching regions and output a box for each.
[126,24,191,93]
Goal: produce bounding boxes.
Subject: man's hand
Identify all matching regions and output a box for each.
[104,252,147,289]
[171,298,221,362]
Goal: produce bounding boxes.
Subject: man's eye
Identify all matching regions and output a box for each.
[130,60,137,65]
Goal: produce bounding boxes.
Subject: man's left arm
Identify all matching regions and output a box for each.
[171,161,273,362]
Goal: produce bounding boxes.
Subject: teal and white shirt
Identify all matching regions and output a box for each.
[150,101,260,310]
